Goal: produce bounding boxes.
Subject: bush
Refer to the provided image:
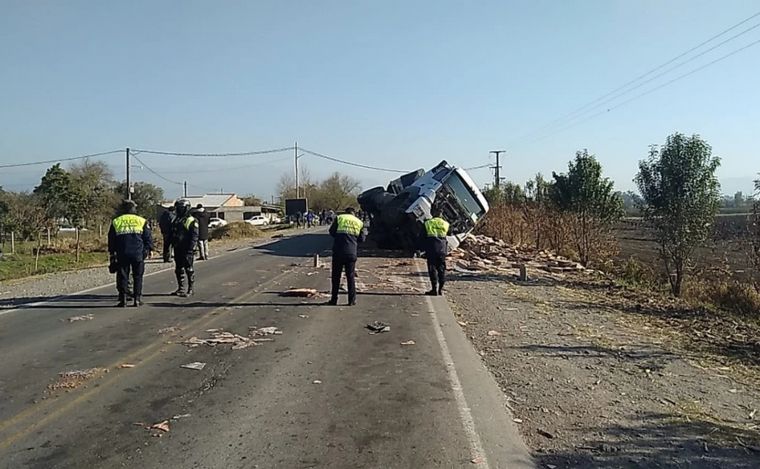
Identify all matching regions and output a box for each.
[687,280,760,318]
[209,222,262,241]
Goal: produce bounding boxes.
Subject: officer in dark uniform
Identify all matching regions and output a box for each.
[422,207,451,296]
[108,200,153,307]
[158,206,175,262]
[328,207,366,306]
[171,199,199,297]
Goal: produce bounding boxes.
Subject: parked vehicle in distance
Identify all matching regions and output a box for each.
[209,217,228,229]
[245,215,269,226]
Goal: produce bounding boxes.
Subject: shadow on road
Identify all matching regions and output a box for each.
[534,411,760,468]
[254,233,333,257]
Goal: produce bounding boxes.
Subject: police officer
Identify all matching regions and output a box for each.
[422,207,450,296]
[171,199,199,297]
[328,207,366,306]
[108,200,153,307]
[158,205,175,262]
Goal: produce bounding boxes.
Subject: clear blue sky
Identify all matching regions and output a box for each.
[1,0,758,200]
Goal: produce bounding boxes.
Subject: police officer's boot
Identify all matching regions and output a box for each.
[172,271,184,296]
[186,270,195,297]
[437,282,444,296]
[425,284,438,296]
[116,293,127,308]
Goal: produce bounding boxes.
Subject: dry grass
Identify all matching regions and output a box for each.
[209,222,262,241]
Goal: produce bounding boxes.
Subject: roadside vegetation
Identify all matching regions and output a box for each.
[477,132,760,319]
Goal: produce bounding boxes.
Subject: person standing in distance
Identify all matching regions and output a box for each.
[108,200,153,307]
[171,199,199,297]
[423,207,451,296]
[192,203,211,260]
[158,205,175,263]
[328,207,366,306]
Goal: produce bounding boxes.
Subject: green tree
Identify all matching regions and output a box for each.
[551,149,623,266]
[311,172,361,211]
[751,175,760,290]
[69,160,118,232]
[2,192,47,241]
[635,133,721,297]
[522,173,553,250]
[113,182,165,220]
[33,164,73,228]
[242,195,262,206]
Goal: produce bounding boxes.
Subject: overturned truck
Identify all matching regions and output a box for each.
[357,161,489,252]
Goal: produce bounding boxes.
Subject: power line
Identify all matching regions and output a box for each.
[132,147,295,158]
[525,36,760,144]
[131,155,183,186]
[142,155,293,175]
[464,163,493,171]
[508,9,760,145]
[529,21,760,137]
[298,147,407,173]
[0,149,123,169]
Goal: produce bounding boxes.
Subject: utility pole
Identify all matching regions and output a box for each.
[294,141,299,199]
[183,181,188,198]
[126,148,131,200]
[490,150,506,189]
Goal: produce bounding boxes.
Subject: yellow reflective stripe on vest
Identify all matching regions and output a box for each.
[113,214,146,235]
[183,216,196,230]
[336,214,363,236]
[425,217,449,238]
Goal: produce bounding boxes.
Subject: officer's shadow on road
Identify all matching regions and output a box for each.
[0,293,179,310]
[147,301,317,308]
[254,233,333,257]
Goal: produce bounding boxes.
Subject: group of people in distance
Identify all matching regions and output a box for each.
[108,199,451,309]
[107,199,202,307]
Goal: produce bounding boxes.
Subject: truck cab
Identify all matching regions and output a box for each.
[358,161,489,251]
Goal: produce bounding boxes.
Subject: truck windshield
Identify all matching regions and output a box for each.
[443,172,486,218]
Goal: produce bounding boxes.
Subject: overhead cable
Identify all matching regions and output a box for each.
[508,9,760,145]
[132,147,295,158]
[298,147,408,173]
[0,149,123,169]
[524,36,760,144]
[132,155,183,185]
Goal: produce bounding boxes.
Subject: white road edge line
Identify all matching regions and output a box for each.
[0,239,275,317]
[417,262,491,468]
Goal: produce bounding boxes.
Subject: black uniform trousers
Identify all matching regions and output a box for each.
[331,255,357,303]
[427,253,447,291]
[174,248,195,287]
[116,256,145,297]
[162,233,172,262]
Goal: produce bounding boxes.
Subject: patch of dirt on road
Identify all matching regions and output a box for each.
[47,367,108,391]
[448,272,760,468]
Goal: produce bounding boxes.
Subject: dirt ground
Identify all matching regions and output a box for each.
[446,269,760,468]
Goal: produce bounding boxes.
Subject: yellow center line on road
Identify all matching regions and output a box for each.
[0,265,300,451]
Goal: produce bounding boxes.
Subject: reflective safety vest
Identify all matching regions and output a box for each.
[182,215,197,230]
[112,214,147,235]
[336,214,363,236]
[425,217,450,238]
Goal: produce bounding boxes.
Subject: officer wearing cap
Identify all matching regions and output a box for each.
[422,207,451,296]
[108,200,153,307]
[327,207,366,306]
[171,199,199,297]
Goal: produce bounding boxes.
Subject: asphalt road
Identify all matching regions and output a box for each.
[0,231,532,469]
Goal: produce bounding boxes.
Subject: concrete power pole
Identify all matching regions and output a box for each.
[294,141,299,198]
[126,148,131,200]
[183,181,188,198]
[490,150,506,189]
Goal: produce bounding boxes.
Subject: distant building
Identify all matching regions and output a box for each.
[158,193,281,223]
